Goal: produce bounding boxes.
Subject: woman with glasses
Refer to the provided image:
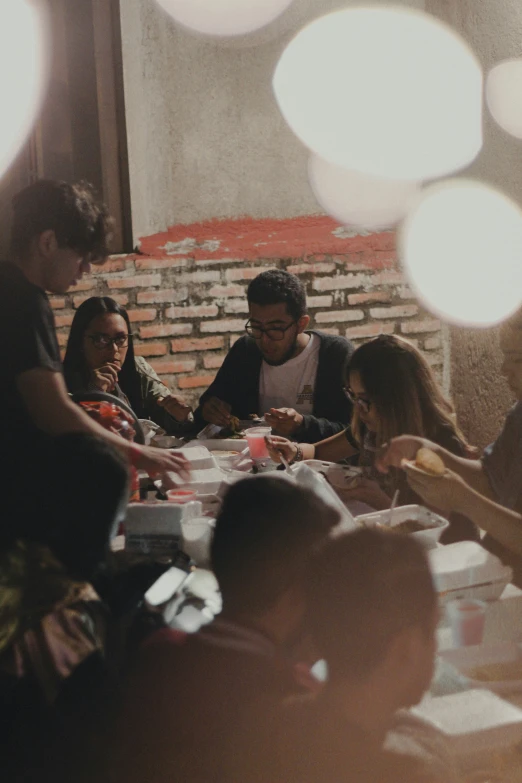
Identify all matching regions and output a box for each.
[63,297,192,433]
[268,334,476,542]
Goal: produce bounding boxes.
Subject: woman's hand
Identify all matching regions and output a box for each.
[158,394,193,422]
[132,445,191,482]
[336,478,392,510]
[90,362,120,393]
[403,463,470,514]
[376,435,432,473]
[265,435,299,464]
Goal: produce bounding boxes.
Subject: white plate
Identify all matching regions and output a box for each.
[440,642,522,695]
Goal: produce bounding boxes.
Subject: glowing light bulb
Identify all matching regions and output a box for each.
[156,0,295,37]
[399,180,522,327]
[486,58,522,139]
[308,154,420,230]
[273,6,482,181]
[0,0,49,178]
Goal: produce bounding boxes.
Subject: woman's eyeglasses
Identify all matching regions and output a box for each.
[343,386,372,415]
[245,319,297,342]
[87,333,132,350]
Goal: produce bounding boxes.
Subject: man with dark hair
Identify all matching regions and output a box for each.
[271,528,439,783]
[106,476,340,783]
[0,180,188,528]
[194,269,353,443]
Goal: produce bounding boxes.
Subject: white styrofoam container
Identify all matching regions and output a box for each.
[186,438,247,452]
[439,642,522,696]
[413,689,522,766]
[428,541,513,604]
[355,504,450,549]
[124,500,202,554]
[169,446,217,470]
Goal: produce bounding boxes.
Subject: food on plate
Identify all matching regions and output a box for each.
[376,519,435,534]
[411,447,446,476]
[468,660,522,682]
[219,415,243,439]
[209,450,240,458]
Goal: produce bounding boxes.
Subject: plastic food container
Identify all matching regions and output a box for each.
[169,446,217,470]
[440,642,522,695]
[166,489,197,504]
[124,500,202,554]
[428,541,513,605]
[413,689,522,767]
[164,467,226,495]
[190,438,247,452]
[355,504,450,549]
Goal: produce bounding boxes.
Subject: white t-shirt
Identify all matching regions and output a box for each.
[259,334,320,416]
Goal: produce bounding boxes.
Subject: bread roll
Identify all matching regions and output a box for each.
[414,447,445,476]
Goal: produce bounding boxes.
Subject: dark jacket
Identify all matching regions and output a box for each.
[194,331,354,443]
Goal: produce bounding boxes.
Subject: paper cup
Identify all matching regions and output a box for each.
[446,598,487,647]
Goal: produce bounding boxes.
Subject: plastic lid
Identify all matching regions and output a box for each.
[428,541,511,592]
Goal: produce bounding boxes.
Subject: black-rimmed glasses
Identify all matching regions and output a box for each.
[87,333,132,350]
[343,386,372,415]
[245,319,297,342]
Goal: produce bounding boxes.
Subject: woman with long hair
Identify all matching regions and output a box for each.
[63,297,192,433]
[268,334,476,542]
[379,311,522,577]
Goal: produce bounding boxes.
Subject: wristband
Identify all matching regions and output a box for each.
[128,443,142,467]
[290,444,303,465]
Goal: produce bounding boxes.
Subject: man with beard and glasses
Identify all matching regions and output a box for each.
[193,269,354,443]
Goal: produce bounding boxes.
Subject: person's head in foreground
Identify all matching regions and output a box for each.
[63,296,143,411]
[500,307,522,400]
[211,476,339,645]
[11,179,112,294]
[308,528,438,723]
[347,334,465,448]
[246,269,310,366]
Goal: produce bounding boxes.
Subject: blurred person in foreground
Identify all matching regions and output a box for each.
[378,310,522,581]
[103,476,340,783]
[193,269,353,442]
[0,180,188,531]
[267,529,452,783]
[64,296,192,432]
[0,434,130,782]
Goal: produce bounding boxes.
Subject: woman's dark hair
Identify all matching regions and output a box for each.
[347,334,467,448]
[247,269,307,321]
[63,296,145,417]
[11,179,112,263]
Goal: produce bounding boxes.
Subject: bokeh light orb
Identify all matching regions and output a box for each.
[308,154,420,230]
[273,6,483,181]
[0,0,49,178]
[156,0,295,37]
[486,58,522,139]
[399,180,522,327]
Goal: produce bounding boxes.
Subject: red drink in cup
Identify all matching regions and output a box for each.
[446,598,487,647]
[245,427,271,460]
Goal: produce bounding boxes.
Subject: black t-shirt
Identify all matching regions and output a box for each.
[0,262,62,449]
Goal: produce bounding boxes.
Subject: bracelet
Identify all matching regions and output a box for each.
[128,443,142,467]
[290,444,303,465]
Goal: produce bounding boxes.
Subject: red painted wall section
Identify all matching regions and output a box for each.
[138,215,396,266]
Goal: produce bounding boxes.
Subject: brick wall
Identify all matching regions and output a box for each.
[50,215,446,408]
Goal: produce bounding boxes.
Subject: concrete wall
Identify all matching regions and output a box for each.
[426,0,522,448]
[119,0,424,240]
